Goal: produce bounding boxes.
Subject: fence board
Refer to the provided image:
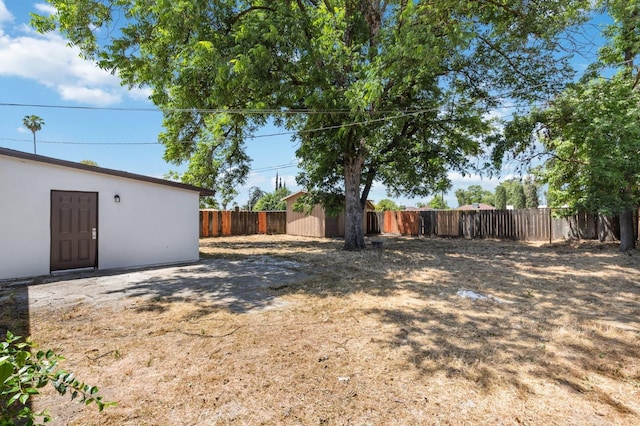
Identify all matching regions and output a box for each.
[258,212,267,234]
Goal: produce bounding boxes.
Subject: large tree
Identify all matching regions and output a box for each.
[493,0,640,250]
[34,0,589,249]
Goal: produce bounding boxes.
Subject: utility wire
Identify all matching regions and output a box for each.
[0,100,550,147]
[0,102,427,115]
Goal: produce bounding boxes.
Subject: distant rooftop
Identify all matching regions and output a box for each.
[456,203,496,210]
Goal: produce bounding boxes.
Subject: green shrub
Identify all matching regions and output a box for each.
[0,331,113,425]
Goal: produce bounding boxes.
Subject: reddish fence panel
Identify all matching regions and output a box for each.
[199,210,286,237]
[221,211,232,236]
[398,212,419,235]
[258,212,267,234]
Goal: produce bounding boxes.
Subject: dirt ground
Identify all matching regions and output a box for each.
[2,235,640,425]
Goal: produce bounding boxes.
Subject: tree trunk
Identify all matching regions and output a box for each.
[343,155,366,250]
[619,209,635,251]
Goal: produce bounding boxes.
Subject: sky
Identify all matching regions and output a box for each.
[0,1,604,208]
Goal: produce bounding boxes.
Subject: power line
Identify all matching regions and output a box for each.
[0,137,160,145]
[0,102,428,115]
[0,102,545,147]
[0,109,433,146]
[249,162,299,175]
[0,103,161,112]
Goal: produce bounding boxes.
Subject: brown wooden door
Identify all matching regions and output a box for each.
[50,191,98,271]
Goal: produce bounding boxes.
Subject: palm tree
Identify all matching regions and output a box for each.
[22,115,45,154]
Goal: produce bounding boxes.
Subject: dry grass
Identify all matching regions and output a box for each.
[5,235,640,424]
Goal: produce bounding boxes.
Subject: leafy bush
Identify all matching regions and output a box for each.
[0,331,113,425]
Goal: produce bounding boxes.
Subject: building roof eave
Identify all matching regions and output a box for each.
[0,147,215,196]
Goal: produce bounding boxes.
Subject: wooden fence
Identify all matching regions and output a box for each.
[368,209,625,242]
[201,208,629,242]
[199,210,286,237]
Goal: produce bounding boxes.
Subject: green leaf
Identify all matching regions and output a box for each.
[0,361,13,384]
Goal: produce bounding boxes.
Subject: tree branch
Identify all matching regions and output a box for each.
[478,0,527,20]
[229,6,276,27]
[476,34,530,81]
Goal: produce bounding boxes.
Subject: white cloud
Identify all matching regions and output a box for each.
[0,7,148,107]
[34,3,57,15]
[280,174,298,189]
[448,171,501,191]
[0,1,12,25]
[58,85,122,106]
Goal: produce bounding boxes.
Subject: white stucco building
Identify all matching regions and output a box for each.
[0,147,213,281]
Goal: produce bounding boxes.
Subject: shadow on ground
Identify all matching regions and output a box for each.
[5,234,640,418]
[197,235,640,416]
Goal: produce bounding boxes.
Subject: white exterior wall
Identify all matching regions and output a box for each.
[0,155,200,280]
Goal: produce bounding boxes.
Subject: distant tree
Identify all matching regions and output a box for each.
[523,176,540,208]
[498,178,526,208]
[454,189,467,207]
[375,199,400,212]
[245,187,265,211]
[79,160,98,166]
[510,184,527,209]
[219,187,237,210]
[428,194,449,210]
[494,185,508,210]
[253,187,291,211]
[415,202,427,208]
[202,197,220,209]
[455,185,494,207]
[482,193,495,207]
[22,115,44,155]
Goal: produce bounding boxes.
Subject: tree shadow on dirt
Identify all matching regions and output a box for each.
[100,256,310,315]
[356,238,640,416]
[197,235,640,416]
[12,234,639,418]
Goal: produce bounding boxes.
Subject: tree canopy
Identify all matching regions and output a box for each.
[22,115,44,155]
[34,0,591,249]
[493,0,640,249]
[494,185,507,210]
[427,194,450,210]
[375,199,400,212]
[253,187,291,211]
[454,185,494,207]
[492,178,538,209]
